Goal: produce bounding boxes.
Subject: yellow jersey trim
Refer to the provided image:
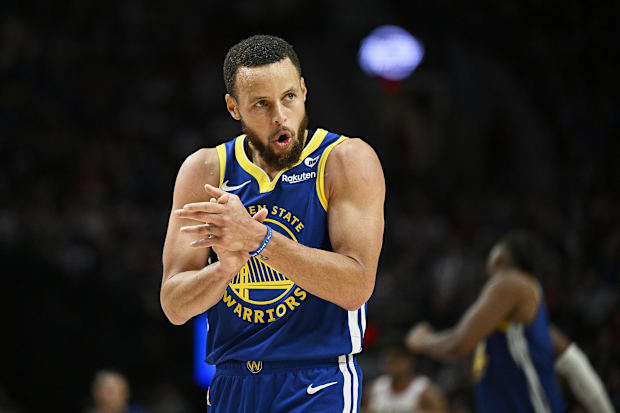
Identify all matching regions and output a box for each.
[497,320,510,332]
[234,129,328,193]
[216,144,227,188]
[316,136,348,211]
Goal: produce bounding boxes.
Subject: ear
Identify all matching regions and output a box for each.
[300,77,307,102]
[225,94,241,121]
[493,248,512,274]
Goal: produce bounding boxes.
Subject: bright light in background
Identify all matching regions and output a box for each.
[194,312,215,388]
[358,25,424,81]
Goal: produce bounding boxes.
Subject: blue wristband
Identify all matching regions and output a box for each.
[249,226,272,257]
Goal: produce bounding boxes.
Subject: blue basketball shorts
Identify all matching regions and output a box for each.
[207,355,362,413]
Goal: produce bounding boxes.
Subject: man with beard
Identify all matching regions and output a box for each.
[161,35,385,413]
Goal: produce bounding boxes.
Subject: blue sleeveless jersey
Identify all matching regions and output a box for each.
[472,282,566,413]
[205,128,367,365]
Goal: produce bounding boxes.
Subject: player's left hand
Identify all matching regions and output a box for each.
[174,184,267,252]
[405,322,434,353]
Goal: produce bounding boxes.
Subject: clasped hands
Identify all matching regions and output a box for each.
[174,184,268,270]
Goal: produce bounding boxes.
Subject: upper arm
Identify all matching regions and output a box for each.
[451,274,535,355]
[161,148,220,282]
[324,138,385,290]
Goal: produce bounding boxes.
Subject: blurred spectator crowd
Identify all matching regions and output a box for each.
[1,1,618,412]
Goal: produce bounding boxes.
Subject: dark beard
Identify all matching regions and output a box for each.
[242,113,309,171]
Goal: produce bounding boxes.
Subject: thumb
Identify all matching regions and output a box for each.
[252,208,268,223]
[205,184,225,198]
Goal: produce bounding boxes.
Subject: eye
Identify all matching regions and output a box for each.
[255,100,267,108]
[286,93,295,100]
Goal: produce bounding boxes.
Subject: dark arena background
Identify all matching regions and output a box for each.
[2,1,619,412]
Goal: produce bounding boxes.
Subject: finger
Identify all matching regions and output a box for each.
[217,193,230,204]
[209,197,217,203]
[252,208,268,223]
[205,184,225,198]
[190,236,218,248]
[174,211,227,225]
[177,202,226,214]
[180,224,222,237]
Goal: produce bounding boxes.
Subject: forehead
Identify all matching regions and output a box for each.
[97,374,125,388]
[234,58,300,98]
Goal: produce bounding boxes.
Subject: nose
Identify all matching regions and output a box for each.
[272,102,287,126]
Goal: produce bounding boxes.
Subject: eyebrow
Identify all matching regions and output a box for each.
[248,86,299,102]
[281,87,298,96]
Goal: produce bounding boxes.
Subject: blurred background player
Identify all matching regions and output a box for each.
[85,370,146,413]
[363,343,448,413]
[406,230,615,413]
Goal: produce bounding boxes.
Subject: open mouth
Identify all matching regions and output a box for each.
[274,131,292,147]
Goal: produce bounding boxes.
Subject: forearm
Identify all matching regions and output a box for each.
[160,262,234,325]
[416,328,466,360]
[257,231,375,311]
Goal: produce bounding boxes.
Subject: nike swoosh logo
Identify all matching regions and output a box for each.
[221,180,251,191]
[304,155,320,168]
[306,381,338,395]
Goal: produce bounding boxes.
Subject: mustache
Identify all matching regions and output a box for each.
[270,126,294,140]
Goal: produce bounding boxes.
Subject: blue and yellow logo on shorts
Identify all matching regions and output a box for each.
[220,210,308,324]
[246,360,263,374]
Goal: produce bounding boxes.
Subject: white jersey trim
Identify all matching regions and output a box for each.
[348,354,359,413]
[506,324,551,413]
[339,355,352,413]
[361,303,367,337]
[348,308,362,353]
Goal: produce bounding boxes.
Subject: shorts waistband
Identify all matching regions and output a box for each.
[215,356,355,376]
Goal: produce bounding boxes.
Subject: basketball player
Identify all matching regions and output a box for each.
[160,35,385,413]
[406,231,615,413]
[363,345,448,413]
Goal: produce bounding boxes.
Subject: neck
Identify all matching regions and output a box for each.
[254,156,285,181]
[390,374,413,392]
[97,405,125,413]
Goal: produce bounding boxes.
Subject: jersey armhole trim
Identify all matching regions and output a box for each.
[316,136,348,211]
[216,144,227,188]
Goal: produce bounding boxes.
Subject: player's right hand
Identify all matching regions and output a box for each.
[405,322,434,354]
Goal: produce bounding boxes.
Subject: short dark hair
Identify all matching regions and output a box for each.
[223,35,302,97]
[498,230,544,275]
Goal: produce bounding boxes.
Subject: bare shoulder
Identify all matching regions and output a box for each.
[326,137,381,171]
[489,270,538,294]
[324,138,385,198]
[173,147,221,204]
[486,270,540,322]
[177,147,219,181]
